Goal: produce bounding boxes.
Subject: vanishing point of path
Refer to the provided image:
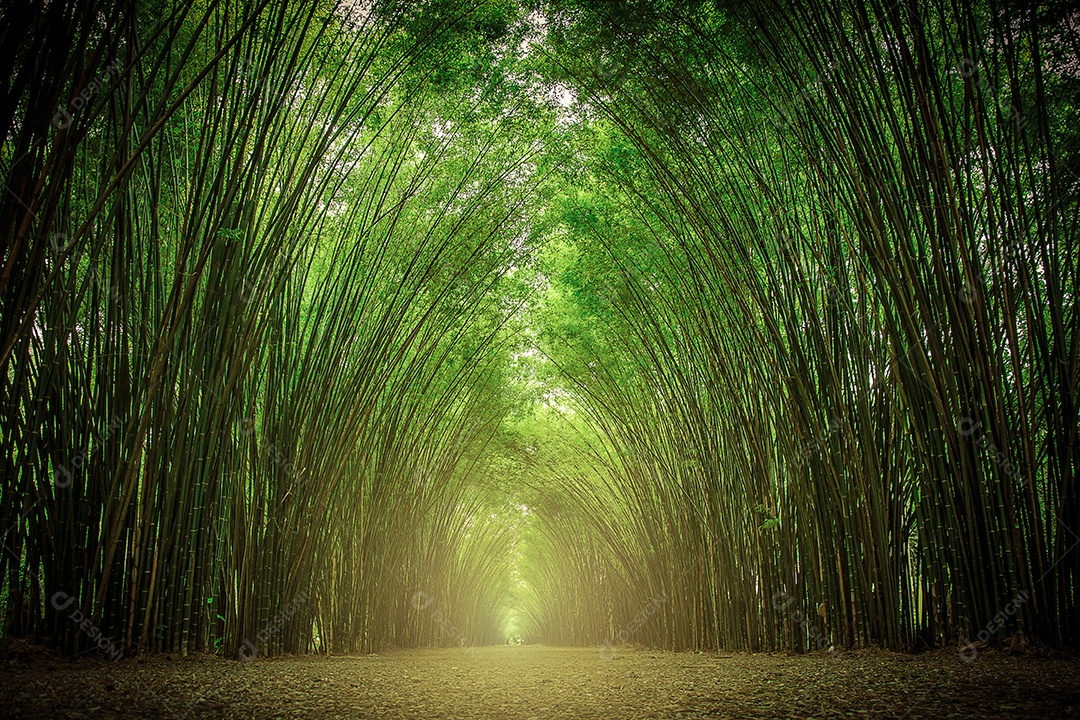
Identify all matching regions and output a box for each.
[3,645,1079,719]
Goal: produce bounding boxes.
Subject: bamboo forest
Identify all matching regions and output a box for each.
[1,0,1078,717]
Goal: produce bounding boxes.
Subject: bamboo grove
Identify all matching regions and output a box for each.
[525,0,1079,653]
[2,0,1078,661]
[1,0,552,657]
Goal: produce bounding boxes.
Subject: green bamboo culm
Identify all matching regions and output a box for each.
[1,0,1076,660]
[0,0,543,657]
[523,0,1077,652]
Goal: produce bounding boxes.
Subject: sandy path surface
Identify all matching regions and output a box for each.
[2,644,1079,718]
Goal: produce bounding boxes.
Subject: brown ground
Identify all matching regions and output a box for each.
[2,643,1079,719]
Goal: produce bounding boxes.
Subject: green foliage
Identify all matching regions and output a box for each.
[2,0,1075,660]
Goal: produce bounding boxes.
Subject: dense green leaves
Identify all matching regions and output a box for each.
[0,0,553,658]
[1,0,1076,660]
[521,0,1078,654]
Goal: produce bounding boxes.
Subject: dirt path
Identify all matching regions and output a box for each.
[2,644,1079,719]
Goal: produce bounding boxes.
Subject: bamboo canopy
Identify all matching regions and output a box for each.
[1,0,1076,658]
